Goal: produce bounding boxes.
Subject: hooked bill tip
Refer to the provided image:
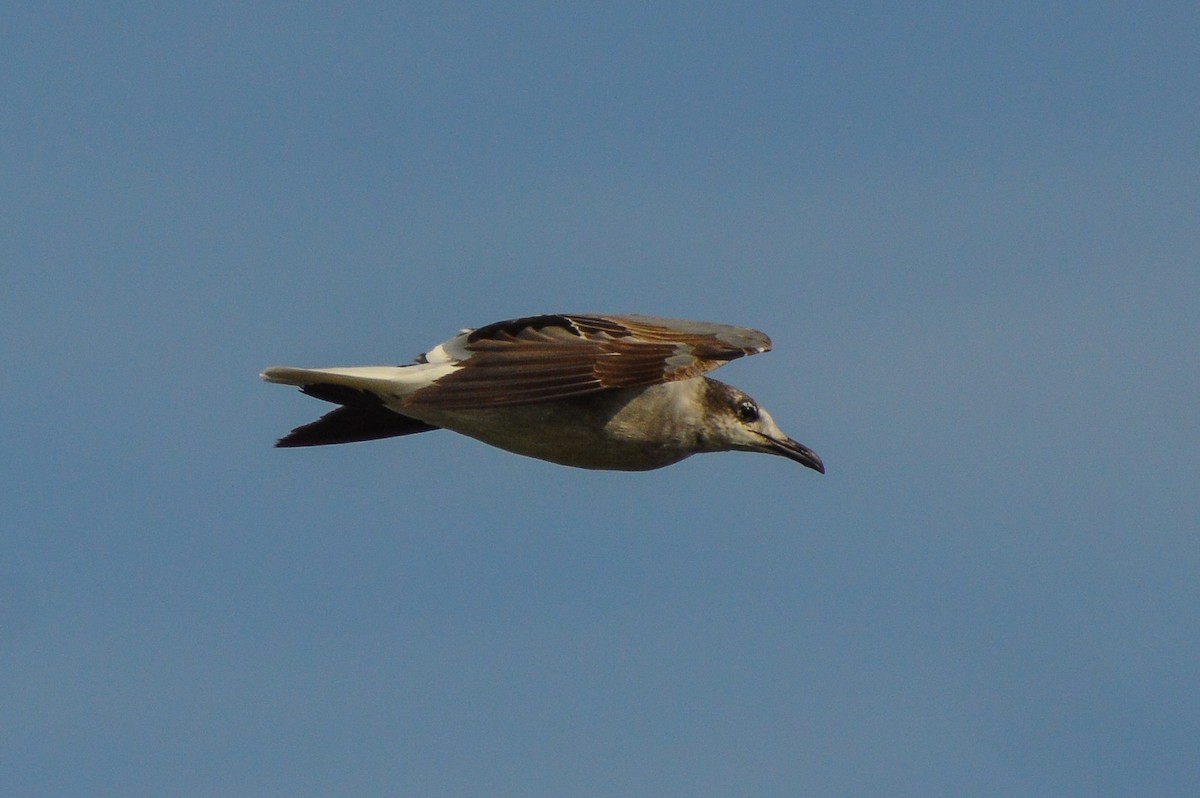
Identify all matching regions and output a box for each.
[770,437,825,473]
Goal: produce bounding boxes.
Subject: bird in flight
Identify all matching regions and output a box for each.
[261,313,824,473]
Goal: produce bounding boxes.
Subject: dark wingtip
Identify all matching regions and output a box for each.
[273,405,439,447]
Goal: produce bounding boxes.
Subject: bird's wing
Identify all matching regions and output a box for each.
[404,313,772,409]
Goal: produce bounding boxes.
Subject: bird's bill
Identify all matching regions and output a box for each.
[762,436,825,473]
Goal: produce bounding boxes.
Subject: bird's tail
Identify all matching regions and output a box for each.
[260,365,415,395]
[260,365,442,447]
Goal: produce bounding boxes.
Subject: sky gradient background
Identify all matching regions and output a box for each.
[4,4,1198,796]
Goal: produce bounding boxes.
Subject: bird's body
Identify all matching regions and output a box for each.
[262,314,824,473]
[407,379,735,470]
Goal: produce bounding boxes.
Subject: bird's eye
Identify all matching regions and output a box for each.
[735,400,759,423]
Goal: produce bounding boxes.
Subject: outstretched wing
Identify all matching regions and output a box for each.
[404,313,772,409]
[273,383,439,447]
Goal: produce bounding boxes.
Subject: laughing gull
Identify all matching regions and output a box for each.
[261,313,824,473]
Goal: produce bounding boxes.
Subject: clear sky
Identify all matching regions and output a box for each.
[4,3,1198,796]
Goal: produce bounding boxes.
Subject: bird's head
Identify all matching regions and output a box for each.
[701,379,825,473]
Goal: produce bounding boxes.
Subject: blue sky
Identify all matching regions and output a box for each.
[3,3,1198,796]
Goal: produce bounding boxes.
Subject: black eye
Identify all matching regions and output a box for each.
[735,400,759,423]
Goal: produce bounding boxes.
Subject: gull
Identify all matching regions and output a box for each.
[261,313,824,473]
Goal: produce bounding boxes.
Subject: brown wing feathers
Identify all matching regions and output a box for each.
[405,314,770,409]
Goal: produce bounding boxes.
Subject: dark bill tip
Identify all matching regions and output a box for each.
[767,437,825,474]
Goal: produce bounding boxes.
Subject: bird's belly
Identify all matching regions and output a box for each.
[403,400,691,471]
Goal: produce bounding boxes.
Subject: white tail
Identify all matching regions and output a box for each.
[260,363,456,397]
